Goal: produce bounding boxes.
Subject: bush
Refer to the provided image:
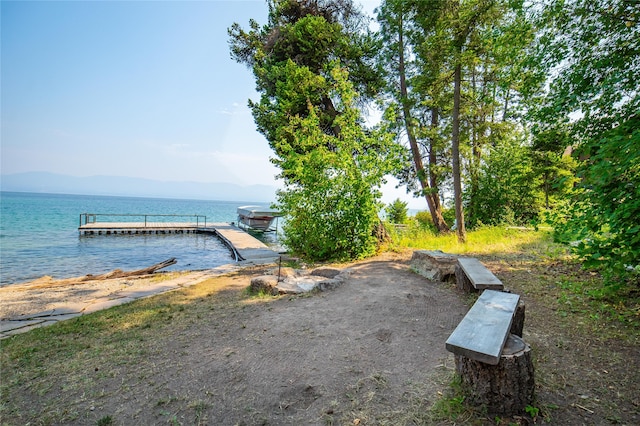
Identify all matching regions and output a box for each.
[467,138,544,227]
[550,117,640,285]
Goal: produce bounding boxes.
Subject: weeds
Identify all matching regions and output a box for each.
[96,415,113,426]
[2,228,639,425]
[553,275,640,342]
[429,374,474,423]
[0,272,253,425]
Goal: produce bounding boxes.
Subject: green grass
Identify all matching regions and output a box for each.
[391,225,640,423]
[389,224,560,258]
[392,224,639,340]
[429,375,474,424]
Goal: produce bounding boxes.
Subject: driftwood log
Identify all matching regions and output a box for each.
[455,334,535,416]
[83,258,177,280]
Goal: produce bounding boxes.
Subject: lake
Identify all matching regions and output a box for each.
[0,192,278,286]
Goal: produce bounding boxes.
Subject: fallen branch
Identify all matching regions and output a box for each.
[9,258,179,290]
[84,258,177,280]
[574,403,595,414]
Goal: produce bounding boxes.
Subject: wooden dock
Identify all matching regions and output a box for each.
[206,223,280,261]
[78,222,209,235]
[78,214,280,262]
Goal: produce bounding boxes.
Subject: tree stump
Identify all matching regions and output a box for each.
[455,334,535,416]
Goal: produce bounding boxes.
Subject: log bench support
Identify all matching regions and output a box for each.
[456,257,504,292]
[446,290,534,416]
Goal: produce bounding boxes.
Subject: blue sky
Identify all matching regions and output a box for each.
[1,0,422,208]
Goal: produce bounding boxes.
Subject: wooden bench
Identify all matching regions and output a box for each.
[445,289,519,365]
[445,289,534,415]
[456,257,503,292]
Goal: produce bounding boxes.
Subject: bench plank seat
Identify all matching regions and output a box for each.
[445,290,520,365]
[457,257,503,290]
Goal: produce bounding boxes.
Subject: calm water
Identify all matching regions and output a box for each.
[0,192,277,286]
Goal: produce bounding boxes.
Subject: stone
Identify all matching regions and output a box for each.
[411,250,458,281]
[250,275,279,295]
[252,267,349,295]
[316,278,341,292]
[310,267,341,279]
[275,276,327,294]
[268,266,297,279]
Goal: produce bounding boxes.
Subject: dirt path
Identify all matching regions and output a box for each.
[94,256,467,425]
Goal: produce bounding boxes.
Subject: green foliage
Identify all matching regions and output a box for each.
[531,149,578,210]
[533,0,639,137]
[385,198,408,224]
[413,208,455,232]
[525,404,540,420]
[276,65,403,261]
[549,118,640,283]
[229,1,400,261]
[428,374,470,422]
[414,210,435,230]
[229,0,382,150]
[466,137,544,227]
[96,416,114,426]
[376,0,541,234]
[533,0,640,284]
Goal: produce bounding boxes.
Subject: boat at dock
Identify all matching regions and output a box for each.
[236,206,281,232]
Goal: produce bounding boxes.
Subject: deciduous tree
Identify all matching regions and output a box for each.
[533,0,640,281]
[275,66,403,260]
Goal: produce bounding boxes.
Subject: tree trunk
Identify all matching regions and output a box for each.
[455,334,535,416]
[397,13,449,233]
[452,59,466,243]
[429,107,443,214]
[468,67,480,225]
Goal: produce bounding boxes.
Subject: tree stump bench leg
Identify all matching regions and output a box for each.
[455,334,535,416]
[510,300,525,338]
[455,263,474,292]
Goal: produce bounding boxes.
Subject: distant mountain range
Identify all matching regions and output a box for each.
[0,172,278,202]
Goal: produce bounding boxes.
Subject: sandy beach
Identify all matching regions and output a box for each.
[0,267,239,321]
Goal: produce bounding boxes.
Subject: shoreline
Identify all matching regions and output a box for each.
[0,260,271,338]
